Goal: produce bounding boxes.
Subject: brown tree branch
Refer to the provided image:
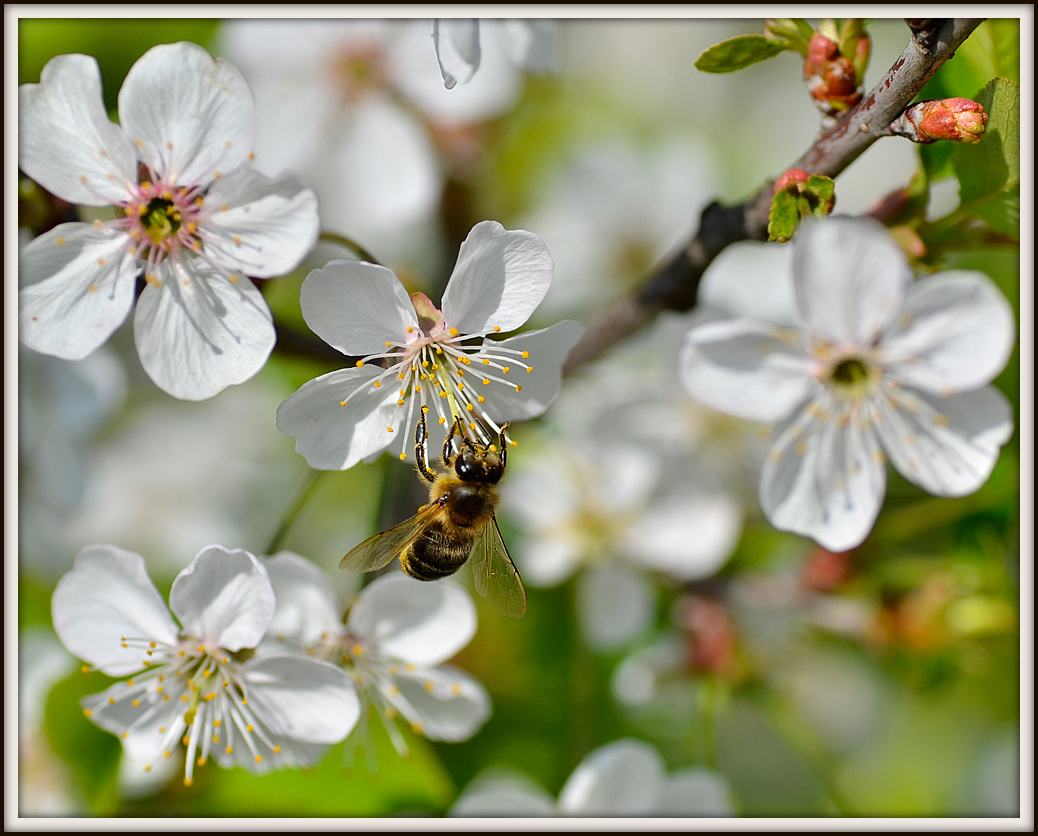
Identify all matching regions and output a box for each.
[563,18,983,375]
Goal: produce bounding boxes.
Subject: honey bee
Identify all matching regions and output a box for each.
[340,412,527,618]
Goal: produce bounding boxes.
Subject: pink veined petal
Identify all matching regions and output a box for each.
[793,218,911,347]
[275,365,406,470]
[133,258,275,401]
[881,271,1017,394]
[262,553,341,649]
[430,18,481,88]
[19,224,139,360]
[239,654,360,744]
[441,221,555,335]
[759,398,887,552]
[680,318,816,423]
[577,564,656,653]
[558,738,666,816]
[51,545,179,677]
[168,546,275,652]
[387,665,491,742]
[872,385,1013,497]
[299,260,419,356]
[348,575,477,667]
[470,320,585,421]
[200,169,319,278]
[19,53,139,205]
[118,42,255,185]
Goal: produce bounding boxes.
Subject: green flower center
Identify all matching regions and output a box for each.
[830,357,869,385]
[141,198,182,244]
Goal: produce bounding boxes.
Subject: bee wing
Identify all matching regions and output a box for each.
[470,515,528,618]
[340,502,442,574]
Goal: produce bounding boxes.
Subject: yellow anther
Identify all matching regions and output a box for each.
[229,274,239,283]
[450,683,462,695]
[132,699,140,707]
[515,385,522,393]
[56,237,67,245]
[411,722,424,735]
[400,453,407,460]
[197,646,205,653]
[184,777,193,787]
[255,755,263,763]
[197,757,207,766]
[934,414,949,428]
[477,396,485,403]
[423,681,435,693]
[226,746,234,754]
[246,724,254,732]
[493,326,501,332]
[456,369,464,377]
[385,707,398,719]
[273,746,281,753]
[83,709,93,717]
[483,379,490,385]
[407,326,415,333]
[352,644,364,656]
[768,449,783,463]
[449,328,458,336]
[385,341,392,347]
[502,366,510,373]
[388,685,400,697]
[373,381,382,388]
[340,400,348,406]
[421,406,429,414]
[163,751,171,759]
[356,360,366,367]
[439,417,447,424]
[214,720,221,727]
[521,351,529,358]
[526,367,533,373]
[144,764,151,772]
[387,426,394,433]
[108,698,115,704]
[81,665,90,674]
[127,679,134,687]
[466,403,474,412]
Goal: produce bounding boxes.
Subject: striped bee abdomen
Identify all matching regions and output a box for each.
[402,521,476,581]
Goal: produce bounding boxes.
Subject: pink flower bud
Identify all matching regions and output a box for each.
[803,33,862,115]
[889,98,988,144]
[773,168,810,193]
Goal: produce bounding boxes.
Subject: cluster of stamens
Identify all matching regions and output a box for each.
[84,635,281,786]
[344,320,532,459]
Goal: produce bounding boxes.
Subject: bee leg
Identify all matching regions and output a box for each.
[415,410,437,484]
[498,423,511,469]
[442,416,460,469]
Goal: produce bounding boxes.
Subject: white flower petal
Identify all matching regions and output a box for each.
[212,717,328,774]
[881,271,1017,394]
[793,218,911,346]
[81,679,185,759]
[473,320,584,420]
[431,19,481,88]
[680,319,816,422]
[760,402,887,551]
[577,564,656,653]
[656,768,734,816]
[698,239,798,324]
[275,365,405,470]
[557,738,665,816]
[19,53,138,205]
[624,494,741,581]
[451,771,555,817]
[501,19,558,73]
[262,552,341,649]
[299,259,419,357]
[168,546,274,651]
[118,42,255,185]
[348,575,476,666]
[874,386,1013,496]
[240,654,360,744]
[201,169,319,277]
[19,224,138,360]
[51,545,179,676]
[133,259,274,401]
[513,534,584,587]
[441,221,555,335]
[390,665,491,741]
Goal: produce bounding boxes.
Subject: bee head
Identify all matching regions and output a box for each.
[455,447,504,484]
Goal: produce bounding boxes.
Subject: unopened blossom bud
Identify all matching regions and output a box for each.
[772,167,835,214]
[803,32,866,116]
[773,167,810,193]
[889,98,988,144]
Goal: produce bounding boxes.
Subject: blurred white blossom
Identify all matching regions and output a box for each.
[220,19,527,268]
[51,545,359,786]
[681,217,1015,551]
[430,19,557,88]
[276,220,583,468]
[451,737,733,816]
[263,554,491,755]
[18,42,319,400]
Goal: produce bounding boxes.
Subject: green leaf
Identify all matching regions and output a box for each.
[768,190,800,242]
[953,77,1020,233]
[968,184,1020,236]
[920,20,1020,101]
[694,35,788,73]
[44,670,123,814]
[805,174,835,216]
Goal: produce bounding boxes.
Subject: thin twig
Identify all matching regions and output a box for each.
[562,18,983,375]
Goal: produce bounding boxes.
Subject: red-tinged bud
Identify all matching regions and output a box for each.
[803,33,862,115]
[682,597,736,675]
[801,547,852,592]
[889,98,988,144]
[773,168,810,193]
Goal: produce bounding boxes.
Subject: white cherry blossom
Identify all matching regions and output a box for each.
[680,217,1015,552]
[51,545,359,786]
[263,553,491,754]
[18,42,319,400]
[451,737,733,816]
[276,220,584,468]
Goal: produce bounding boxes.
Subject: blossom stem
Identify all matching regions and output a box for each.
[318,231,382,265]
[265,468,325,554]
